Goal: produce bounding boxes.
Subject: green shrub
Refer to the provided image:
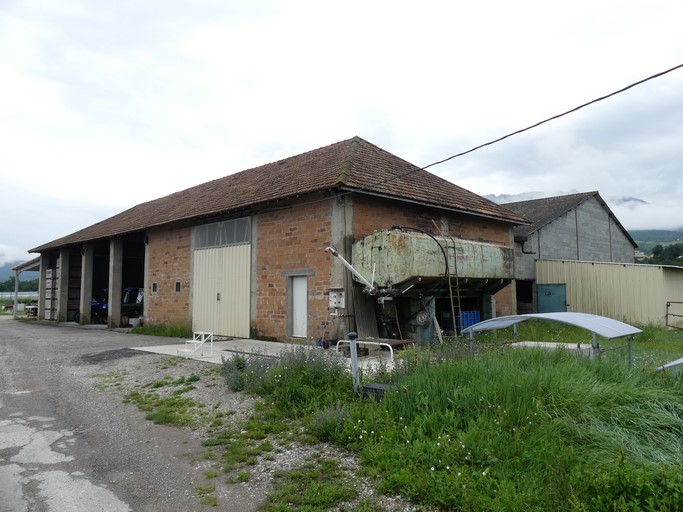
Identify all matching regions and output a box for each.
[574,453,683,511]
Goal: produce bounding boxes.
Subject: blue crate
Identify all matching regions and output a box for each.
[457,311,480,332]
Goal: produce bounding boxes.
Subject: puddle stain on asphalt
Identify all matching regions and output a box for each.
[0,413,131,512]
[80,348,151,364]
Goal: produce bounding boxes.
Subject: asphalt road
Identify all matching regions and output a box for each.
[0,316,256,512]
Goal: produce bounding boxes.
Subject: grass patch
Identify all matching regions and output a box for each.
[157,357,180,369]
[124,388,202,427]
[199,495,218,507]
[195,483,215,495]
[130,324,193,338]
[122,371,210,427]
[260,456,357,511]
[92,370,128,390]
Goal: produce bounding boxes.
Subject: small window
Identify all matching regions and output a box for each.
[152,283,158,293]
[175,281,181,293]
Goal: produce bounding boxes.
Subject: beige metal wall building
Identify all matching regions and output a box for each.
[536,259,683,328]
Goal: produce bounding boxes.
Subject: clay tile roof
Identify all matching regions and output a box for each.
[503,191,636,246]
[31,136,527,252]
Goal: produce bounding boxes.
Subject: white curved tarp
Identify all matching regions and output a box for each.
[461,312,642,340]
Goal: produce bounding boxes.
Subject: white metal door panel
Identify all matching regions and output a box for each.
[193,244,250,337]
[292,276,308,338]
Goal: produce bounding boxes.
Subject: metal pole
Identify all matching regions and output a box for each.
[325,247,375,293]
[591,332,598,360]
[348,331,360,394]
[13,269,19,320]
[628,335,633,368]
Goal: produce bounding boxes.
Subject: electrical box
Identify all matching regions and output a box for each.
[328,291,346,309]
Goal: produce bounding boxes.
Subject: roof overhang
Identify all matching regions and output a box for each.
[341,187,529,226]
[462,312,642,340]
[12,257,40,273]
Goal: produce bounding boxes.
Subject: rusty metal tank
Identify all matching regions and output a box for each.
[351,229,514,294]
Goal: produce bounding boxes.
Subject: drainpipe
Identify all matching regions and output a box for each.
[325,246,376,294]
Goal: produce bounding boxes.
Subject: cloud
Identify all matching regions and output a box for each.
[427,71,683,230]
[1,0,682,247]
[0,180,120,262]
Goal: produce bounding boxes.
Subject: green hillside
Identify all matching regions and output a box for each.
[630,229,683,255]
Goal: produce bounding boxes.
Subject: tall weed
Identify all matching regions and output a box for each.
[319,348,683,510]
[223,346,354,417]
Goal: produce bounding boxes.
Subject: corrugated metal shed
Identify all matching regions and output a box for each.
[536,259,683,327]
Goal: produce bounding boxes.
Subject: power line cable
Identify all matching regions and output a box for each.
[422,62,683,170]
[266,62,683,212]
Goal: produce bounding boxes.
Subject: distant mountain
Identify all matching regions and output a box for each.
[0,261,38,281]
[486,192,548,204]
[629,229,683,244]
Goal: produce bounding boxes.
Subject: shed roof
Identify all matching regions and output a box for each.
[462,312,642,340]
[31,137,527,252]
[11,257,40,273]
[502,191,636,247]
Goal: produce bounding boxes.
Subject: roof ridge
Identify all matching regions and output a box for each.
[503,191,597,207]
[336,136,362,186]
[30,136,528,253]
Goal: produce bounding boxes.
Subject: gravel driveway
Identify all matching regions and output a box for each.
[0,316,269,512]
[1,316,428,512]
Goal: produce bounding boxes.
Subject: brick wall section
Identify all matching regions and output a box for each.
[146,225,192,327]
[494,281,514,316]
[352,196,510,245]
[254,198,333,340]
[352,196,515,316]
[144,195,516,335]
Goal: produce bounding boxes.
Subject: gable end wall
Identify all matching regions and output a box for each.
[516,196,635,281]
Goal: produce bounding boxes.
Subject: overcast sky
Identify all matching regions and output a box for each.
[2,0,682,265]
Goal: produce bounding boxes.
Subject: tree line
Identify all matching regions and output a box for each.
[0,276,39,292]
[643,242,683,266]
